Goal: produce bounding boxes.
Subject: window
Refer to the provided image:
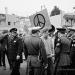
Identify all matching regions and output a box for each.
[14,22,16,25]
[8,22,11,25]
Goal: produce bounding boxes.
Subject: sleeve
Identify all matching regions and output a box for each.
[55,38,61,55]
[51,38,55,56]
[39,39,47,65]
[54,37,57,49]
[17,38,23,56]
[23,39,28,59]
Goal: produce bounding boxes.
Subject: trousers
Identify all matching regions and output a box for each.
[26,55,41,75]
[10,60,20,75]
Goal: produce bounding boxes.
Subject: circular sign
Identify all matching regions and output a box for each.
[33,14,46,29]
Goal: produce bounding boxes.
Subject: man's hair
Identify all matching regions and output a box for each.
[32,30,39,34]
[48,25,55,33]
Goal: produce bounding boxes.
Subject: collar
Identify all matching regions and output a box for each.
[31,34,39,37]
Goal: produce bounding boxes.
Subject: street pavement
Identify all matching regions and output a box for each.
[0,56,27,75]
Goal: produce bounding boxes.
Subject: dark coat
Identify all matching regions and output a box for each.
[55,36,71,66]
[70,38,75,65]
[4,35,23,63]
[23,35,47,75]
[54,37,61,62]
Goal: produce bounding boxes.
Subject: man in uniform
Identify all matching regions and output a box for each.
[0,31,9,70]
[70,28,75,69]
[0,41,2,66]
[23,27,47,75]
[54,28,71,75]
[5,28,23,75]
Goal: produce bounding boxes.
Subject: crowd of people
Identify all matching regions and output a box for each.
[0,25,75,75]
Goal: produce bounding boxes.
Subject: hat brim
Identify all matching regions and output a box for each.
[57,28,66,31]
[10,28,17,32]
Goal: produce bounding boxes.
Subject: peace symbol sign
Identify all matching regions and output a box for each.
[33,14,46,29]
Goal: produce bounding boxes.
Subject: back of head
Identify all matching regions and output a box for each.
[48,25,55,33]
[28,26,41,34]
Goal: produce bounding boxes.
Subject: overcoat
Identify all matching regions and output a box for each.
[55,36,71,67]
[4,35,23,63]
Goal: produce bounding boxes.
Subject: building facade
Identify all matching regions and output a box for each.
[0,13,30,33]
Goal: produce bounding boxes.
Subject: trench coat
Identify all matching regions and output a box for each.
[3,35,23,63]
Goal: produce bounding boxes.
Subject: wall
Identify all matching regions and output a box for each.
[50,14,65,28]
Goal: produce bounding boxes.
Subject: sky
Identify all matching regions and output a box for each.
[0,0,75,17]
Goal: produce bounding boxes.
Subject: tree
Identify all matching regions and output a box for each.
[50,6,60,16]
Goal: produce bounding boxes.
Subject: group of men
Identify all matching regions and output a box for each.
[0,25,55,75]
[0,25,75,75]
[54,27,75,75]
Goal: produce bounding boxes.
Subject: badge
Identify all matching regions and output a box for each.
[14,40,16,43]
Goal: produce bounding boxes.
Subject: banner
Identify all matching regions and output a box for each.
[29,9,51,29]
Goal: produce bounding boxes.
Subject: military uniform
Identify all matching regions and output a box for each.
[54,37,61,62]
[5,28,23,75]
[0,40,6,68]
[54,28,71,75]
[23,27,47,75]
[7,36,22,66]
[54,35,62,75]
[0,34,8,69]
[70,36,75,68]
[58,36,71,67]
[0,37,7,68]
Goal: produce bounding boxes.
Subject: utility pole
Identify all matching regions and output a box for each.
[5,7,8,25]
[41,4,46,10]
[5,7,8,14]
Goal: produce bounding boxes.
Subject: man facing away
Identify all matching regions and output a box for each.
[23,27,47,75]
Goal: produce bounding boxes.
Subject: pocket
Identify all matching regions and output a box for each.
[31,57,41,67]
